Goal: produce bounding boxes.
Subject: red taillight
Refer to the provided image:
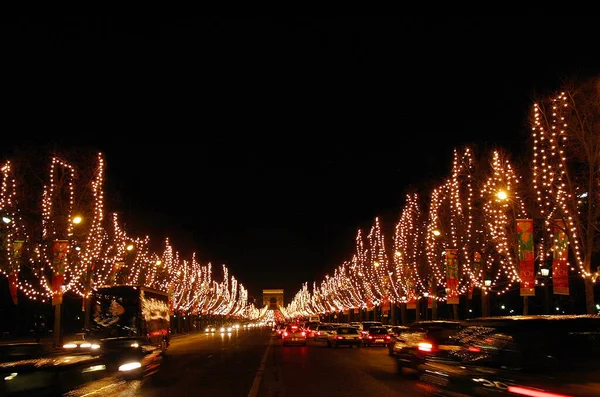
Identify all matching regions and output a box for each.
[368,335,373,339]
[467,346,481,352]
[301,332,306,337]
[385,335,390,340]
[283,332,288,337]
[507,386,573,397]
[417,342,434,352]
[317,331,321,335]
[336,336,343,340]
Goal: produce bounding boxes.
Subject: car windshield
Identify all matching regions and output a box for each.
[369,328,388,335]
[336,327,358,335]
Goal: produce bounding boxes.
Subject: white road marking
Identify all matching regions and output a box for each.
[247,339,272,397]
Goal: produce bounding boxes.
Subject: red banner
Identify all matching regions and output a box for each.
[353,307,359,314]
[517,219,535,296]
[8,240,24,305]
[406,298,416,310]
[446,249,459,304]
[8,273,18,305]
[52,274,64,306]
[553,220,569,295]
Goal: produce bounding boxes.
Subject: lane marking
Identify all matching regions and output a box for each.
[247,338,272,397]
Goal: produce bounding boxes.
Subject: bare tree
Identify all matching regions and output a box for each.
[531,74,600,314]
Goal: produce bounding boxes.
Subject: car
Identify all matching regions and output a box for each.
[362,326,391,347]
[62,332,101,353]
[0,342,106,395]
[419,315,600,397]
[390,320,463,375]
[281,324,307,346]
[205,325,217,333]
[326,326,362,348]
[274,324,287,338]
[100,336,164,380]
[359,321,383,338]
[386,325,409,355]
[349,322,363,331]
[313,324,336,342]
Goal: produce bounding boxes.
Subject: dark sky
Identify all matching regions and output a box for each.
[2,16,598,304]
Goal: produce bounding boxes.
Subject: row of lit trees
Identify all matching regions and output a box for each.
[0,151,266,325]
[285,74,600,318]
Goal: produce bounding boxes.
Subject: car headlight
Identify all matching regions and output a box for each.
[91,344,100,349]
[80,342,92,348]
[118,362,142,372]
[205,328,209,332]
[63,343,78,349]
[227,327,232,332]
[220,327,225,332]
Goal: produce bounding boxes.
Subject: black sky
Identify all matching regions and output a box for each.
[2,16,598,303]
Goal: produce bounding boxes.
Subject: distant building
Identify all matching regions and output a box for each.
[262,289,284,310]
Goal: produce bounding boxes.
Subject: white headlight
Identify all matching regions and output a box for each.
[63,343,77,349]
[118,362,142,372]
[80,343,92,348]
[205,328,209,332]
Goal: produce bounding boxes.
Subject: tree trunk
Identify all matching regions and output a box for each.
[453,304,459,320]
[523,296,528,315]
[400,303,406,325]
[432,299,438,320]
[584,278,595,314]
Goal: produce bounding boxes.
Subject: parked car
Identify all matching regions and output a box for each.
[419,315,600,397]
[386,325,409,355]
[391,320,463,374]
[326,326,362,348]
[313,324,336,342]
[281,324,307,346]
[362,326,391,347]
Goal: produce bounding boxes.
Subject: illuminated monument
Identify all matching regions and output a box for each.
[262,289,284,310]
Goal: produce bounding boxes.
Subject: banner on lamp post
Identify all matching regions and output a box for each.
[469,251,481,300]
[407,298,416,310]
[52,240,68,305]
[8,240,25,305]
[552,220,569,295]
[353,307,359,314]
[517,219,535,296]
[446,249,459,304]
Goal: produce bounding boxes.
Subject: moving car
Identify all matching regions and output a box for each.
[326,326,362,348]
[0,342,106,395]
[386,325,409,355]
[362,326,391,347]
[359,321,383,338]
[313,324,336,342]
[281,324,307,346]
[205,325,217,333]
[419,315,600,397]
[391,320,463,374]
[62,332,101,352]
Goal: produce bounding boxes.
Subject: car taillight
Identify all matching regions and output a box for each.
[283,332,288,337]
[467,346,481,352]
[385,335,390,340]
[336,336,343,340]
[507,385,574,397]
[317,331,321,335]
[368,335,373,339]
[301,332,306,337]
[417,342,434,352]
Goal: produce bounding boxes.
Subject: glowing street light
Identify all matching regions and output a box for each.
[126,244,135,251]
[71,216,83,225]
[2,216,11,224]
[432,229,441,237]
[496,190,508,201]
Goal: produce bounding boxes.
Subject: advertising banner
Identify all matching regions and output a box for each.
[446,249,459,304]
[553,220,569,295]
[9,240,25,305]
[51,240,69,305]
[517,220,535,296]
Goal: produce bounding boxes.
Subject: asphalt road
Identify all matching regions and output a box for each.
[59,327,436,397]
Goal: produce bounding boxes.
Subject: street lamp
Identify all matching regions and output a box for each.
[484,279,492,287]
[2,216,11,224]
[540,267,550,277]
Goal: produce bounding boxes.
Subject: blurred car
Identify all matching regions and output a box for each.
[62,332,101,352]
[205,325,217,333]
[0,342,106,395]
[99,336,164,380]
[359,321,383,338]
[419,315,600,397]
[304,323,320,338]
[386,325,409,355]
[313,324,336,342]
[362,326,391,347]
[281,324,307,346]
[349,322,363,331]
[274,324,287,338]
[390,320,463,375]
[326,326,362,348]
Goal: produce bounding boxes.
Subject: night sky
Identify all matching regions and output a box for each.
[2,16,598,304]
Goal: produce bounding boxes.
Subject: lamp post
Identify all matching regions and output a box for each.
[539,267,551,314]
